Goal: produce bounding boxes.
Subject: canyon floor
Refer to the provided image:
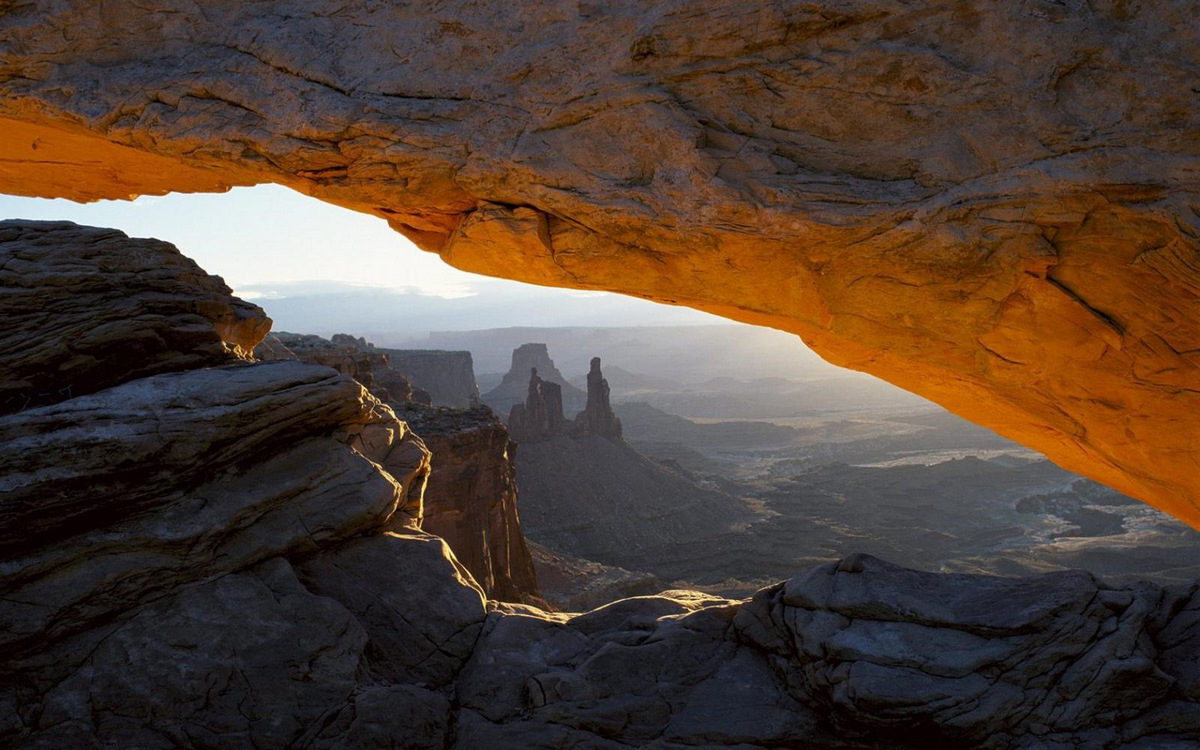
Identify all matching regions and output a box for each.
[444,332,1200,608]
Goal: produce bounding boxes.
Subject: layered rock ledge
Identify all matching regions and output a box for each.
[0,2,1197,525]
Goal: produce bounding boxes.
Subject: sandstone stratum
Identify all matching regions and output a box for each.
[1,1,1197,526]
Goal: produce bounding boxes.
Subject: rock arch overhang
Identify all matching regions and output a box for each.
[1,1,1197,527]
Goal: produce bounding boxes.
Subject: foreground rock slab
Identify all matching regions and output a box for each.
[0,2,1197,525]
[0,220,269,415]
[0,360,429,659]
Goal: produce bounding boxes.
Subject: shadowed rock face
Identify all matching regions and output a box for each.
[0,220,270,415]
[254,331,539,604]
[0,2,1197,525]
[383,349,481,408]
[395,403,543,606]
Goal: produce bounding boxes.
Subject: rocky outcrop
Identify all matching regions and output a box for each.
[484,343,585,414]
[261,330,539,603]
[2,2,1197,526]
[383,348,480,407]
[265,331,418,403]
[507,367,567,443]
[733,554,1200,747]
[0,361,430,659]
[0,220,269,416]
[394,403,542,605]
[1,221,1198,747]
[574,356,622,442]
[509,355,622,444]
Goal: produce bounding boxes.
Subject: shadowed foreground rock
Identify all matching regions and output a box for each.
[254,328,541,604]
[0,220,269,415]
[0,2,1197,525]
[1,222,1198,747]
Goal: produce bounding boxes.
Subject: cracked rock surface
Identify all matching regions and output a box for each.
[0,1,1197,525]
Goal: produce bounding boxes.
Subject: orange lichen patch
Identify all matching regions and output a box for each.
[0,118,256,202]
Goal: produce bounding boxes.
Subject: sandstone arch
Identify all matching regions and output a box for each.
[1,1,1197,526]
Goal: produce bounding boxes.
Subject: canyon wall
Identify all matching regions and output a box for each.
[394,403,541,606]
[383,349,480,408]
[0,1,1197,526]
[256,331,540,603]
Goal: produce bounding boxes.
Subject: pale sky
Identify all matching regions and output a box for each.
[0,184,722,328]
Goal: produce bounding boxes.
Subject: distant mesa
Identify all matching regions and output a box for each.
[481,343,585,413]
[381,349,480,408]
[259,332,482,409]
[258,331,426,404]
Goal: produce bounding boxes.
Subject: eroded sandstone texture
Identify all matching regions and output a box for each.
[259,329,540,603]
[0,1,1197,525]
[0,220,269,415]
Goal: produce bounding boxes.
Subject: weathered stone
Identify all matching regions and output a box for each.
[296,531,488,687]
[267,331,417,404]
[0,360,428,659]
[574,356,622,442]
[0,220,269,415]
[23,558,366,750]
[396,403,542,605]
[1,2,1196,525]
[0,360,391,556]
[734,554,1195,747]
[270,330,538,604]
[383,349,480,408]
[508,367,568,443]
[485,344,585,414]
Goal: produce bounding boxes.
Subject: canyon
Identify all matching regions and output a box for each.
[1,0,1197,526]
[2,1,1199,746]
[500,344,1198,601]
[4,219,1198,747]
[253,329,540,605]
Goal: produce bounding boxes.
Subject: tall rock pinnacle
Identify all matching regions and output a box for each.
[576,357,622,442]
